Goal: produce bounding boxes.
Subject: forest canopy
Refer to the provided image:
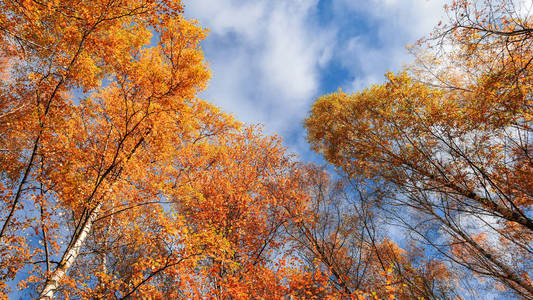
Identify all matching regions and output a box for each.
[0,0,531,299]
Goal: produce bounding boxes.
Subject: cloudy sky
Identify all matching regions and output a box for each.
[184,0,446,161]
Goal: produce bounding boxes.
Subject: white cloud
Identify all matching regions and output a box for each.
[332,0,446,91]
[515,0,533,18]
[262,7,319,101]
[183,0,446,159]
[185,0,268,40]
[183,0,336,160]
[335,0,445,39]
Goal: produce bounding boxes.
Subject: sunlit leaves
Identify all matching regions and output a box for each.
[306,0,532,297]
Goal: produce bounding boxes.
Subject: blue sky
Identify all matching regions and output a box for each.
[184,0,446,161]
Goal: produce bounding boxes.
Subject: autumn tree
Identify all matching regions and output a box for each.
[165,126,312,299]
[305,0,532,298]
[284,165,458,299]
[0,1,335,298]
[0,0,233,297]
[32,124,316,299]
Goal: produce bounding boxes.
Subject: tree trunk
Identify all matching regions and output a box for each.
[38,203,102,299]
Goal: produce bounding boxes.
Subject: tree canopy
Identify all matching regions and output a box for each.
[306,0,532,298]
[0,0,531,298]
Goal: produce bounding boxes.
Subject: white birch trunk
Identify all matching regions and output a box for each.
[38,203,102,299]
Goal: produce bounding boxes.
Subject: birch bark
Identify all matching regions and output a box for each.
[38,203,102,299]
